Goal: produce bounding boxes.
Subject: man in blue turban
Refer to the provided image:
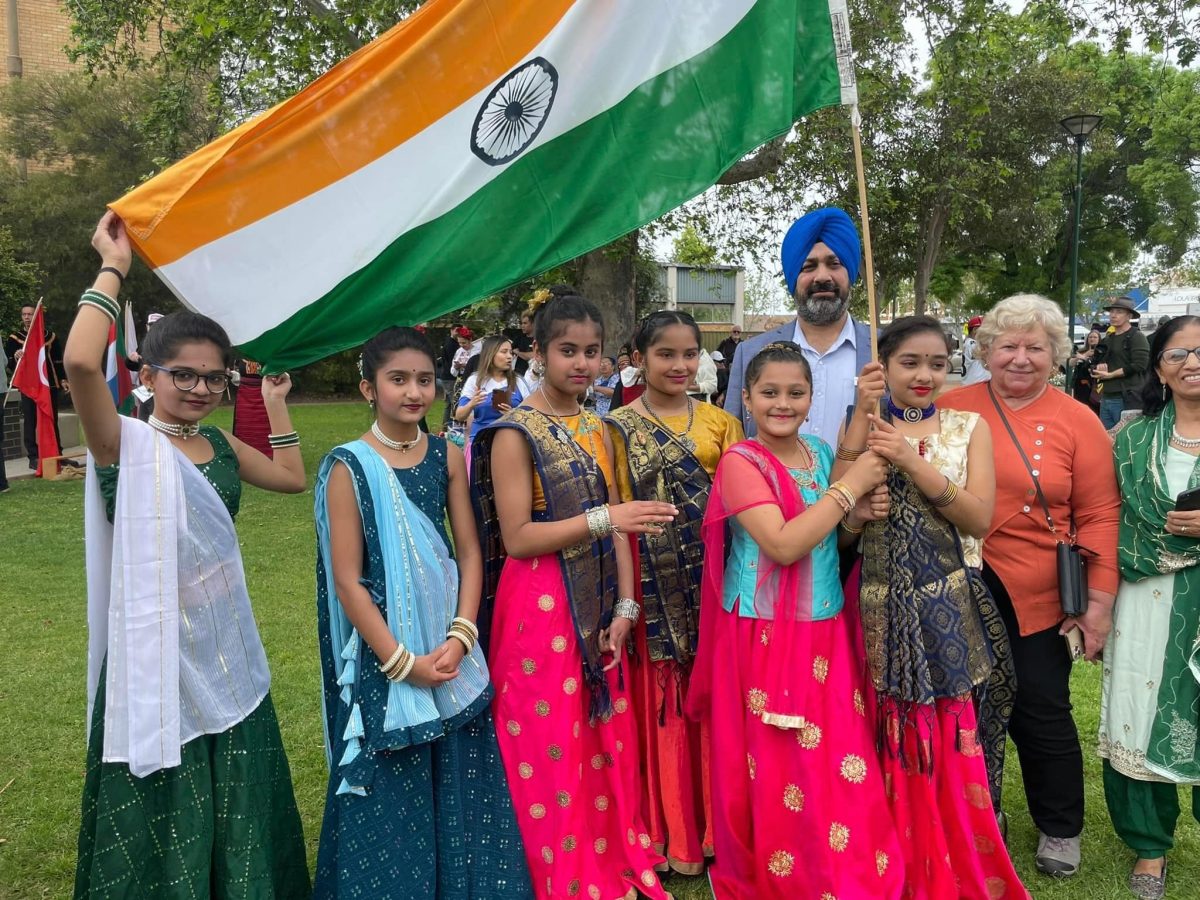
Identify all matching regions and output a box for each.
[724,207,874,440]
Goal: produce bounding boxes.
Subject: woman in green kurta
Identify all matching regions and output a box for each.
[66,212,311,898]
[1101,315,1200,900]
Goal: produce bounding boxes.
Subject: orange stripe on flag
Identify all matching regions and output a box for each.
[111,0,575,267]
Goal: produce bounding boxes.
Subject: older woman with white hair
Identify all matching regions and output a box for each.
[941,294,1120,879]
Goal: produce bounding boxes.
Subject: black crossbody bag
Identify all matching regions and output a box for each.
[987,385,1090,617]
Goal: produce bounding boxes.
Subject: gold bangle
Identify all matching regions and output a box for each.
[447,623,476,647]
[930,477,958,508]
[841,518,865,535]
[388,650,417,683]
[835,445,865,462]
[451,617,479,640]
[379,643,405,674]
[446,630,473,653]
[826,480,857,514]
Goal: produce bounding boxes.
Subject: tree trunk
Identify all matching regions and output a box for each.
[913,203,949,316]
[573,231,639,354]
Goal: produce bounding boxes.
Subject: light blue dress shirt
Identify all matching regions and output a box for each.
[793,315,858,444]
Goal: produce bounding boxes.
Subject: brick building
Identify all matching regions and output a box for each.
[3,3,77,462]
[3,0,76,84]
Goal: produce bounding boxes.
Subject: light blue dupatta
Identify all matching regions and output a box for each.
[315,440,489,795]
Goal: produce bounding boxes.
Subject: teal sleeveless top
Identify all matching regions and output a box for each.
[721,435,842,619]
[391,435,451,553]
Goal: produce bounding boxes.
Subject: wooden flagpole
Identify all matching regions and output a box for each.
[850,107,879,364]
[828,0,879,363]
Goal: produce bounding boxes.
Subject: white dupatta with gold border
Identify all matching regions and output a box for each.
[84,416,270,777]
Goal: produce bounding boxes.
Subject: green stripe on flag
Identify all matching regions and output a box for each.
[240,0,841,368]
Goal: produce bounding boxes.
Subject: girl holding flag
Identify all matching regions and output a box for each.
[67,212,310,898]
[313,325,530,898]
[472,287,678,900]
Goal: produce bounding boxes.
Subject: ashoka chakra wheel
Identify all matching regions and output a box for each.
[471,57,559,166]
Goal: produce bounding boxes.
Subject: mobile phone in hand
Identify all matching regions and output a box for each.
[1175,486,1200,512]
[491,388,511,410]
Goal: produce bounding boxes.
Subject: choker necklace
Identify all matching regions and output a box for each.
[641,395,696,451]
[1171,428,1200,449]
[886,396,936,424]
[372,421,423,453]
[148,414,200,439]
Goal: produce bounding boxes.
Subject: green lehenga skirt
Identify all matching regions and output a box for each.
[74,667,311,899]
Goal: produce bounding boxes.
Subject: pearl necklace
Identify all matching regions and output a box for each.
[372,421,423,453]
[1171,428,1200,449]
[148,414,200,439]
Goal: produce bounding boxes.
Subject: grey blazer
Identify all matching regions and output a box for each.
[723,317,874,437]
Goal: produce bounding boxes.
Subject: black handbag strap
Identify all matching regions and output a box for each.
[986,383,1061,539]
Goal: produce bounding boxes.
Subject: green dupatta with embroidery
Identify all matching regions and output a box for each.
[1114,402,1200,780]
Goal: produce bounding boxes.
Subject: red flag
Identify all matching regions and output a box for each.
[11,303,62,477]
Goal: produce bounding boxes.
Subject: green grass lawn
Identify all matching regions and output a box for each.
[0,399,1195,898]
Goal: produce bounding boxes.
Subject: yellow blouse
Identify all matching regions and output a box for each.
[607,401,744,502]
[531,410,617,511]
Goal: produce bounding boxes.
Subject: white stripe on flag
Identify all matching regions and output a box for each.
[156,0,758,345]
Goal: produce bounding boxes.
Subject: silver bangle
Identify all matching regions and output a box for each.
[614,597,640,623]
[586,504,613,539]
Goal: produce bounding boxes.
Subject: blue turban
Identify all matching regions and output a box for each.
[780,207,862,294]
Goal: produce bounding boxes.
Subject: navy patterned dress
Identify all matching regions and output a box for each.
[314,436,531,899]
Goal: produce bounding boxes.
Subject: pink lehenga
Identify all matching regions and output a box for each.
[688,440,905,900]
[857,409,1027,899]
[473,409,669,900]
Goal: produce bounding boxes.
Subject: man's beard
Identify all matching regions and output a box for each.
[796,282,851,326]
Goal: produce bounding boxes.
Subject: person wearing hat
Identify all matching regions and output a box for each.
[724,207,874,439]
[961,314,991,385]
[1094,296,1150,430]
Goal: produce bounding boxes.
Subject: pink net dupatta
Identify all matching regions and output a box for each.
[687,440,815,727]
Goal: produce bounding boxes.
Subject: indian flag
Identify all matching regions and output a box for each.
[112,0,858,369]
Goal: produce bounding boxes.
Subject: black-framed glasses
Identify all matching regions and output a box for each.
[1158,347,1200,367]
[149,364,230,392]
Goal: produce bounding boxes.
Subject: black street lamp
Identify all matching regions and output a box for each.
[1060,114,1101,377]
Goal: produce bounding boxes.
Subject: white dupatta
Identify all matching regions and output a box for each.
[85,417,270,777]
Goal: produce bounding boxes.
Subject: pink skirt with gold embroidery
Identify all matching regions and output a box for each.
[705,605,905,900]
[874,697,1030,899]
[490,553,669,900]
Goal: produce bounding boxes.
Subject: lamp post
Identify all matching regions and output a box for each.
[1060,114,1101,380]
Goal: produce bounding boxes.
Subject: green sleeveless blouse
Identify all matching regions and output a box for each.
[96,425,242,521]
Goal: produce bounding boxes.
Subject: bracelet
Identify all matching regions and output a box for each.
[840,518,865,535]
[825,481,857,514]
[389,650,417,683]
[451,617,479,641]
[98,266,126,284]
[613,597,640,624]
[446,630,473,653]
[380,643,406,675]
[447,621,477,652]
[79,289,120,322]
[930,477,958,508]
[268,430,300,449]
[585,504,613,539]
[835,445,865,462]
